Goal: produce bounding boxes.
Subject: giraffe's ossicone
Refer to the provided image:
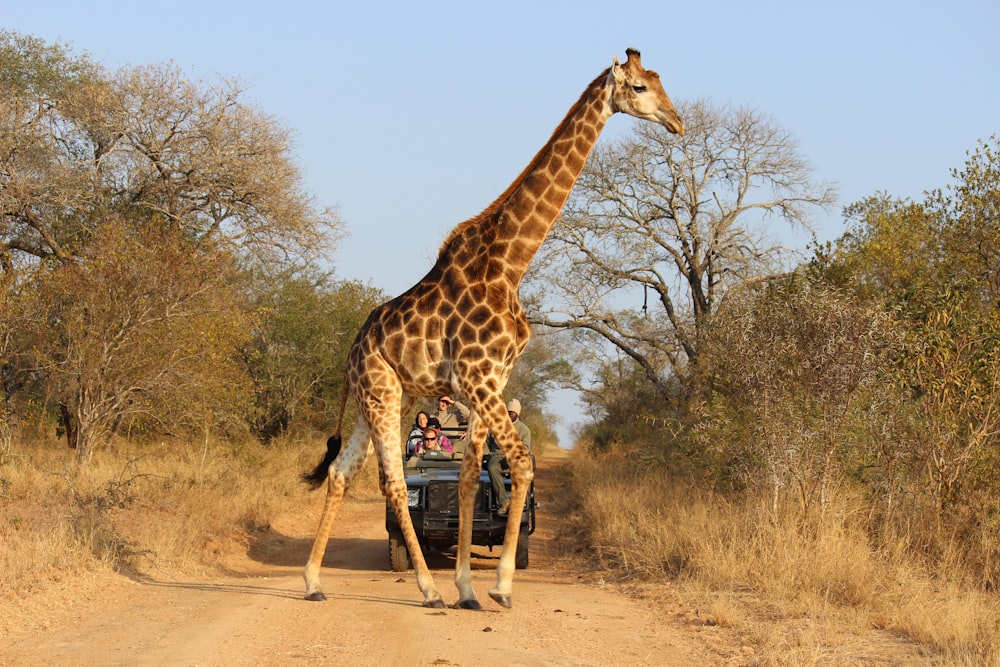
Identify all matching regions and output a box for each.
[301,48,684,609]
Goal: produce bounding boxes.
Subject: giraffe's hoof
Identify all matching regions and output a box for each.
[489,591,512,609]
[452,598,483,611]
[304,591,327,602]
[422,598,446,609]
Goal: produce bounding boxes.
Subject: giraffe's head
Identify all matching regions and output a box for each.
[609,48,685,135]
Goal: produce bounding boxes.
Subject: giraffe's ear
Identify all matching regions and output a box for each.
[611,55,624,83]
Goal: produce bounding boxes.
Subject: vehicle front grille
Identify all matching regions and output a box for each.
[427,481,458,511]
[426,481,485,512]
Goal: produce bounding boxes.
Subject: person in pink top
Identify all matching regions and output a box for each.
[418,421,454,454]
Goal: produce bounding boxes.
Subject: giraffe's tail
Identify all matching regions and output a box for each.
[301,434,343,490]
[301,372,352,490]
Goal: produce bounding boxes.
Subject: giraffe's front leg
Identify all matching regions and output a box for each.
[489,451,533,608]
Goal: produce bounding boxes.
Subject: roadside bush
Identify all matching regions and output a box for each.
[562,448,1000,664]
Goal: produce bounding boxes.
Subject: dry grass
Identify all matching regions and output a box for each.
[0,433,383,596]
[565,452,1000,666]
[5,433,999,664]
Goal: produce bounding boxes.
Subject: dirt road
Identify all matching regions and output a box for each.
[1,455,740,666]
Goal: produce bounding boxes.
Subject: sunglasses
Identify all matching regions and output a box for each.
[423,437,437,441]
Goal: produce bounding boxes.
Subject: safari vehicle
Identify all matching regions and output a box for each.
[384,431,536,572]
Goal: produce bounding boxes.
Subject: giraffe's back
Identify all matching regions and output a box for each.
[346,271,528,399]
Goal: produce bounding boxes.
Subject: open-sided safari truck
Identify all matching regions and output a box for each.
[384,425,536,571]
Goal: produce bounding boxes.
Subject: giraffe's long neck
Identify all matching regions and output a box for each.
[439,70,615,287]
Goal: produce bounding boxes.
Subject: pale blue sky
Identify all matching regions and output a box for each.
[5,0,998,443]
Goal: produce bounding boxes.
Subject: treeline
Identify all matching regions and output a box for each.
[564,130,1000,588]
[0,31,387,465]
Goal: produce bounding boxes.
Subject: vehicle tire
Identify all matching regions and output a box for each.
[389,535,411,572]
[515,532,529,569]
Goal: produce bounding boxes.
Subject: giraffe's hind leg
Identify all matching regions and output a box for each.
[469,392,532,609]
[488,444,532,608]
[302,418,371,601]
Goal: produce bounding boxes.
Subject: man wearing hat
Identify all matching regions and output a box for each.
[486,399,532,516]
[430,395,470,432]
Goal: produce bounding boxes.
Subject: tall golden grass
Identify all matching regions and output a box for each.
[564,451,1000,666]
[5,433,999,664]
[0,433,382,598]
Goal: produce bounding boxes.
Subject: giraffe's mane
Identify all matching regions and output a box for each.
[435,67,612,260]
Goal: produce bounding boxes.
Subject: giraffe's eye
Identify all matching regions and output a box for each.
[632,85,647,93]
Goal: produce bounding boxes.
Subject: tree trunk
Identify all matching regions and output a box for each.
[59,402,79,450]
[74,429,94,468]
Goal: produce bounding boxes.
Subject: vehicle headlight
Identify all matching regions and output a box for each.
[407,488,421,508]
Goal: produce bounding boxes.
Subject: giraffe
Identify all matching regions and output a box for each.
[301,48,684,609]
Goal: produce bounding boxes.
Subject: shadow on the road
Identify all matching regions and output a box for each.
[247,530,389,571]
[139,578,303,599]
[247,527,503,572]
[136,578,426,608]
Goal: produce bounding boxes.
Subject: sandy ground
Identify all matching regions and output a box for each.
[1,453,750,666]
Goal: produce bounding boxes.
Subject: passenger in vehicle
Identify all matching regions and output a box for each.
[486,399,532,516]
[431,395,469,436]
[406,411,430,459]
[422,418,454,453]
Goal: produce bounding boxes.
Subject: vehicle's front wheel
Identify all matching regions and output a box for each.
[389,534,411,572]
[515,532,529,569]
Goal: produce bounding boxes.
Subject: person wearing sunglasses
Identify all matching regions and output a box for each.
[418,422,454,454]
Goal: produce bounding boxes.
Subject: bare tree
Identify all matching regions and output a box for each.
[525,99,836,403]
[0,30,342,273]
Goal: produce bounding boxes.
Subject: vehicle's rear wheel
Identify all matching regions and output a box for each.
[389,534,411,572]
[515,532,529,569]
